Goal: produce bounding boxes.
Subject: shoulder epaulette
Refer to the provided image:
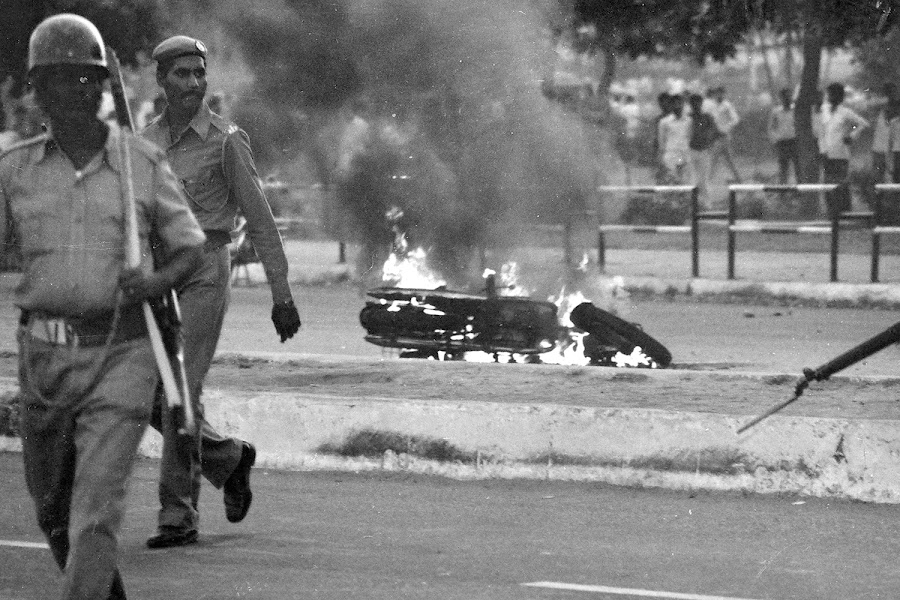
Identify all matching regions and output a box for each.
[209,111,241,137]
[0,132,49,163]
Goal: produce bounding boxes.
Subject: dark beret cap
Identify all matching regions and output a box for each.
[151,36,207,63]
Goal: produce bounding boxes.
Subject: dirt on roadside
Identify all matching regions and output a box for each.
[2,351,899,436]
[204,353,900,422]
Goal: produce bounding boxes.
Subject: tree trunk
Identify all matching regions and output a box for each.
[755,29,779,99]
[784,29,795,91]
[794,26,822,187]
[598,46,616,97]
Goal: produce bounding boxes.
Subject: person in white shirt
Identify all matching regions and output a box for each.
[811,90,828,168]
[888,96,900,182]
[657,93,692,183]
[708,86,742,182]
[768,88,797,184]
[871,83,895,183]
[619,94,641,139]
[821,82,869,216]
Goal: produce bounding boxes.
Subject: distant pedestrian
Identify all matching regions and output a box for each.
[657,93,691,184]
[821,82,869,216]
[889,95,900,182]
[653,92,673,180]
[687,93,719,203]
[811,90,828,174]
[619,94,641,140]
[707,86,742,182]
[871,83,895,183]
[768,88,798,184]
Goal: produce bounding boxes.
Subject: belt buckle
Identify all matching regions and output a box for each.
[34,317,79,348]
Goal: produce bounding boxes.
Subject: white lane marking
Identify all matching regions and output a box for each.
[522,581,765,600]
[0,540,49,549]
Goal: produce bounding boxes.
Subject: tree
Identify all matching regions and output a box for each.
[0,0,163,92]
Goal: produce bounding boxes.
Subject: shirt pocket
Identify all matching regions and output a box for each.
[182,165,229,213]
[9,187,61,259]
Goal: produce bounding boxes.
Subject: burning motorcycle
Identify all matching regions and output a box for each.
[360,207,672,367]
[359,281,672,367]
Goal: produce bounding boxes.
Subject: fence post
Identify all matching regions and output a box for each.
[830,199,840,283]
[871,186,882,283]
[338,241,346,264]
[690,186,699,277]
[597,229,606,273]
[727,188,736,280]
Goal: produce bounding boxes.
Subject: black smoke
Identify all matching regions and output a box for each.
[210,0,602,285]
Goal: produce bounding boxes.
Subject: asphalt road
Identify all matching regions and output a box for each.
[3,284,900,599]
[212,284,900,378]
[0,280,897,377]
[1,453,898,600]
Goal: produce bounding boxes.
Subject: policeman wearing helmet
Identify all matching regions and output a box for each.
[1,14,205,599]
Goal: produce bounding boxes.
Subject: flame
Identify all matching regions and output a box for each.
[381,297,445,316]
[611,346,654,368]
[530,281,655,368]
[382,206,447,289]
[379,251,656,368]
[382,247,447,289]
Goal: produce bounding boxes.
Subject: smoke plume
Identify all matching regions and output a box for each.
[198,0,604,285]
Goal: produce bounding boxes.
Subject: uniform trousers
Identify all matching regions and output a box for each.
[150,244,243,532]
[19,332,157,600]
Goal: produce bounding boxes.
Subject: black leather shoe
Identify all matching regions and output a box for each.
[146,529,198,549]
[224,442,256,523]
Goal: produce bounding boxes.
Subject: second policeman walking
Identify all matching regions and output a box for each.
[142,35,302,549]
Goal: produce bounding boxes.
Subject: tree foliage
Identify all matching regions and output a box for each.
[570,0,893,63]
[0,0,163,93]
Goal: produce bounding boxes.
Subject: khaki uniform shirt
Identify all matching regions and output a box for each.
[0,128,205,317]
[142,104,291,301]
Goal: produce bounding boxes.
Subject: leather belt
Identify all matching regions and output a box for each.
[22,306,147,348]
[203,230,232,251]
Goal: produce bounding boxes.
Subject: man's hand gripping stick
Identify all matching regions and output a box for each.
[107,47,195,437]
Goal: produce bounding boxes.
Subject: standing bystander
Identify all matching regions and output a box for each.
[687,93,720,204]
[889,93,900,182]
[768,88,798,184]
[707,86,742,182]
[653,92,673,181]
[1,14,205,599]
[871,83,895,183]
[657,93,691,184]
[821,82,869,217]
[141,35,302,549]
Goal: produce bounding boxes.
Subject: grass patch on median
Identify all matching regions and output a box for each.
[527,447,819,478]
[318,429,478,464]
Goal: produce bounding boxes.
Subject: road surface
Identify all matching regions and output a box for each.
[214,285,900,378]
[1,453,899,600]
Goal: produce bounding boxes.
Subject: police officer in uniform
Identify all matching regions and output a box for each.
[142,35,302,548]
[1,14,206,599]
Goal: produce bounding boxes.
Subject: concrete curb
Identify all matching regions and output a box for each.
[147,388,900,505]
[2,374,899,503]
[622,276,900,307]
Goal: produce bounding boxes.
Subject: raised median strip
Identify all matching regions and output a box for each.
[150,386,899,503]
[2,362,898,504]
